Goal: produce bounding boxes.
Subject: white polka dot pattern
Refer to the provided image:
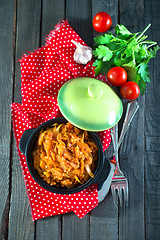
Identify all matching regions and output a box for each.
[11,20,111,221]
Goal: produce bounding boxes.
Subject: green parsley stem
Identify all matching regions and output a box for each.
[146,42,158,49]
[136,23,151,41]
[137,35,148,43]
[139,41,156,44]
[139,40,157,44]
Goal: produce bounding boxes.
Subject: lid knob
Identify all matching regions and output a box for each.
[88,84,103,99]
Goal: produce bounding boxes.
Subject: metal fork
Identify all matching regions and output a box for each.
[118,100,139,149]
[111,124,128,206]
[110,100,139,206]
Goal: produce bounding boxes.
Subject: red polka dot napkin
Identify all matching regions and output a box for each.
[11,20,111,220]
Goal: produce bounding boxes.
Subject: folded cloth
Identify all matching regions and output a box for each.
[11,20,111,220]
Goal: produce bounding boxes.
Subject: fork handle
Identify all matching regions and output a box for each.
[111,124,120,169]
[118,100,139,149]
[111,101,139,168]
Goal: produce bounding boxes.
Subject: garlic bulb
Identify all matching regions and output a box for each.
[71,40,92,65]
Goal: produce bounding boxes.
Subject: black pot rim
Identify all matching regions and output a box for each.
[23,117,105,194]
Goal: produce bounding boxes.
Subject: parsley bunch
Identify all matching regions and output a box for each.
[92,24,159,94]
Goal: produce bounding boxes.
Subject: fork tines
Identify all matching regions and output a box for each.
[111,179,128,206]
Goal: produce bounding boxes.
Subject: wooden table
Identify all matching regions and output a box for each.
[1,0,160,239]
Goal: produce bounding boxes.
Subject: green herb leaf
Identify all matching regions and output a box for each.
[134,46,147,64]
[114,53,130,66]
[149,45,160,58]
[123,61,137,81]
[92,23,159,94]
[92,59,102,76]
[124,39,140,58]
[115,24,133,37]
[93,45,113,62]
[132,73,146,95]
[92,58,114,76]
[94,34,114,45]
[138,63,150,83]
[137,77,147,95]
[100,58,115,74]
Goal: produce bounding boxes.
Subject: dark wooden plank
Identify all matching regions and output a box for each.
[35,1,65,239]
[66,0,93,47]
[8,0,42,239]
[36,216,60,240]
[90,1,119,240]
[144,0,160,239]
[91,193,118,240]
[0,0,15,239]
[41,0,65,46]
[8,141,35,240]
[61,1,93,239]
[118,0,145,240]
[14,0,42,103]
[62,213,89,240]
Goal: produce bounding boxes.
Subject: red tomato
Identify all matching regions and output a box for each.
[93,12,112,32]
[120,81,140,100]
[107,67,127,86]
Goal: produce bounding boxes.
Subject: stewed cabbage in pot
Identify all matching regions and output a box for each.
[32,122,98,188]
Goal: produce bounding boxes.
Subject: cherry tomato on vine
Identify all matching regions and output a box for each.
[92,12,112,32]
[107,67,127,86]
[120,81,140,100]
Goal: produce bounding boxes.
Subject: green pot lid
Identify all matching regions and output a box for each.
[58,77,123,131]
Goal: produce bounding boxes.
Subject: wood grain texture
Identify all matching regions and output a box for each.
[35,216,60,240]
[14,0,42,103]
[61,2,92,239]
[34,1,65,239]
[62,213,89,240]
[41,0,65,46]
[119,0,144,32]
[90,194,118,240]
[144,0,160,239]
[8,141,35,240]
[8,0,41,239]
[0,0,15,239]
[119,1,145,240]
[66,0,93,46]
[90,1,119,240]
